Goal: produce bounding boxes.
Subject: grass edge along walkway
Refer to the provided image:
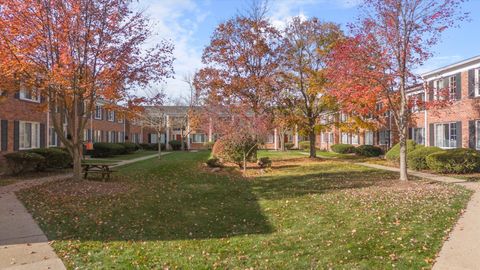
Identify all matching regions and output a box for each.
[357,162,480,270]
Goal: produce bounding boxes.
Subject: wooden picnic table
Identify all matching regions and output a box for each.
[81,163,116,181]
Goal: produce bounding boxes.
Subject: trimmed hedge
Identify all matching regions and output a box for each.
[298,141,310,150]
[285,142,295,150]
[257,157,272,168]
[331,144,356,154]
[4,151,45,175]
[119,142,139,153]
[385,140,419,162]
[354,145,383,157]
[91,143,126,157]
[169,140,186,151]
[426,148,480,174]
[28,148,72,170]
[139,143,166,151]
[407,146,444,171]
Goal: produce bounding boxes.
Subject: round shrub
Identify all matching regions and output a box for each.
[426,148,480,174]
[407,146,444,171]
[298,141,310,150]
[354,145,383,157]
[169,140,186,151]
[385,140,420,162]
[212,136,257,167]
[257,157,272,168]
[331,144,356,154]
[206,157,222,168]
[285,142,295,150]
[28,148,72,170]
[4,151,45,175]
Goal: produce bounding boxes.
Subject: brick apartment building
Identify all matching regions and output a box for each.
[0,88,142,160]
[313,55,480,151]
[1,55,480,157]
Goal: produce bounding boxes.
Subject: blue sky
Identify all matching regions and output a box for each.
[133,0,480,99]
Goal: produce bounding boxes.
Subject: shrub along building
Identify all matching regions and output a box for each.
[315,55,480,152]
[0,87,142,163]
[1,55,480,160]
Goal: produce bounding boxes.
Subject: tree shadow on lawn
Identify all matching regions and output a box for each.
[251,167,400,200]
[18,168,274,243]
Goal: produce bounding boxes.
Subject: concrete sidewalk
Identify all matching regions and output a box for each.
[0,174,69,270]
[358,162,480,270]
[110,152,170,168]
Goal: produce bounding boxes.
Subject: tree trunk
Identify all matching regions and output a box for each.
[399,124,408,181]
[309,129,316,158]
[243,152,247,174]
[157,132,162,159]
[72,144,83,181]
[280,130,286,151]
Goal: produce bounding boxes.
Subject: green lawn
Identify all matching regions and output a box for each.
[258,149,308,160]
[18,151,471,269]
[107,150,157,160]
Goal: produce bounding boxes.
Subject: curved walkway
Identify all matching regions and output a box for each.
[0,152,169,269]
[358,162,480,270]
[0,174,70,270]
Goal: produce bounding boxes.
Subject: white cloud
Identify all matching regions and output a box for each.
[269,0,360,29]
[416,55,463,75]
[133,0,208,99]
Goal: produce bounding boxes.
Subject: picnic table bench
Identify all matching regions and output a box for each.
[81,163,117,181]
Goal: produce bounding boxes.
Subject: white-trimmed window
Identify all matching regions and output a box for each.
[119,131,124,143]
[433,79,444,100]
[150,133,158,144]
[341,132,350,144]
[266,133,274,144]
[449,76,457,100]
[107,111,115,122]
[365,131,374,145]
[94,130,101,142]
[49,127,58,146]
[94,105,102,119]
[19,121,40,150]
[351,133,359,144]
[19,85,40,102]
[435,122,458,148]
[412,128,425,145]
[192,134,205,143]
[379,130,390,145]
[476,121,480,150]
[475,68,480,97]
[107,131,115,143]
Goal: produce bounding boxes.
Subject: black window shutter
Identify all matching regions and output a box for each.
[429,123,435,147]
[40,124,46,148]
[1,120,8,151]
[456,121,462,148]
[100,130,104,142]
[56,131,61,146]
[148,133,151,144]
[13,120,19,151]
[14,91,19,99]
[428,81,434,101]
[468,69,475,98]
[456,73,462,100]
[408,128,413,140]
[469,120,476,149]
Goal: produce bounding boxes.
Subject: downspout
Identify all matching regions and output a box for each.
[46,96,50,148]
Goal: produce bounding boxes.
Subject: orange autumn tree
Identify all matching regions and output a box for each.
[278,17,342,158]
[0,0,174,180]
